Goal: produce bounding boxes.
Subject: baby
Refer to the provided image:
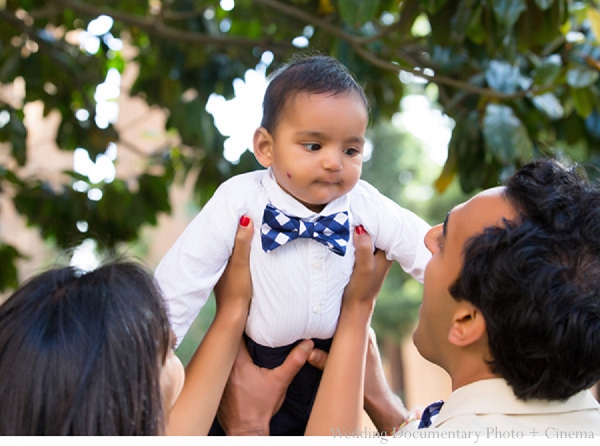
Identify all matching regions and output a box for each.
[155,55,431,435]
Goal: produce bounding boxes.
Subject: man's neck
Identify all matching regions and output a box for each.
[450,367,500,392]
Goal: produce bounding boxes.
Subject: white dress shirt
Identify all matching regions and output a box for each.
[155,168,431,347]
[400,378,600,435]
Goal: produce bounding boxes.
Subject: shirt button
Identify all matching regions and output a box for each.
[312,305,323,314]
[312,261,322,269]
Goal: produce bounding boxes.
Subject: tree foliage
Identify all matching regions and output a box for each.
[1,0,599,290]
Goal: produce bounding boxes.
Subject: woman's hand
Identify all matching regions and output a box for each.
[167,215,254,436]
[305,226,392,435]
[213,215,254,317]
[342,225,393,310]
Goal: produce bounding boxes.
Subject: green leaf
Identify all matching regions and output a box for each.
[531,93,564,120]
[585,112,600,140]
[465,2,486,44]
[422,0,449,14]
[485,60,522,93]
[483,104,533,163]
[0,242,22,292]
[0,166,23,187]
[571,86,594,118]
[515,0,567,49]
[0,108,27,166]
[533,0,555,10]
[588,7,600,42]
[338,0,380,27]
[0,51,21,83]
[566,66,599,88]
[532,55,562,87]
[448,110,489,192]
[493,0,527,28]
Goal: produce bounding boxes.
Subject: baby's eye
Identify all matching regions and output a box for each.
[343,147,361,156]
[302,142,322,151]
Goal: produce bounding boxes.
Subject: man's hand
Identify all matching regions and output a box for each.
[307,328,412,435]
[362,328,413,434]
[217,339,315,435]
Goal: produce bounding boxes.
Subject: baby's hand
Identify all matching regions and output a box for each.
[213,216,254,314]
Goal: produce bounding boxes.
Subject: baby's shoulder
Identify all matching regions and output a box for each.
[218,169,266,190]
[205,170,268,211]
[349,179,385,206]
[213,170,267,200]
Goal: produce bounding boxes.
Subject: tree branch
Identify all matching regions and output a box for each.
[22,1,548,102]
[54,0,294,53]
[0,9,96,111]
[253,0,539,101]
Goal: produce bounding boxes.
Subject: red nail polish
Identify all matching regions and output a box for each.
[356,225,366,235]
[239,216,250,227]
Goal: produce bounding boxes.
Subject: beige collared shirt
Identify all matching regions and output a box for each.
[399,378,600,437]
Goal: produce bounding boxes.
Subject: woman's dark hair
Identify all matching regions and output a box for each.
[450,159,600,401]
[260,54,369,134]
[0,261,172,435]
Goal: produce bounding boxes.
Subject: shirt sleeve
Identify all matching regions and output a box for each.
[154,176,248,346]
[351,181,431,283]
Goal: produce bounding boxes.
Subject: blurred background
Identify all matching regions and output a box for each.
[1,0,599,410]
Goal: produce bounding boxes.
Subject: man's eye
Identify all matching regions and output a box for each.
[302,143,321,151]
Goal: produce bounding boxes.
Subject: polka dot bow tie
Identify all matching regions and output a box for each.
[261,203,350,256]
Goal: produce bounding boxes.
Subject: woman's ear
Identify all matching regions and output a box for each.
[447,302,486,348]
[253,127,273,168]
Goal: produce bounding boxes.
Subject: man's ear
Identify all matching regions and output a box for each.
[253,127,273,168]
[447,302,486,347]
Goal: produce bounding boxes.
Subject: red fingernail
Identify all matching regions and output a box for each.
[239,216,250,227]
[356,225,366,235]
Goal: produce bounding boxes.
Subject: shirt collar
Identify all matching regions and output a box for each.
[432,378,600,427]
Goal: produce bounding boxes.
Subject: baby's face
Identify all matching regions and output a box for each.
[263,91,368,213]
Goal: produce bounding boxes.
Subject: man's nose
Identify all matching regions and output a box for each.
[424,224,442,253]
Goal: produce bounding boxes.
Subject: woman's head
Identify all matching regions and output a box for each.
[0,261,181,435]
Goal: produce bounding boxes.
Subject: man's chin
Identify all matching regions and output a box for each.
[412,330,432,362]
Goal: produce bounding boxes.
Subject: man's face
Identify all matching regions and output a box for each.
[413,186,518,369]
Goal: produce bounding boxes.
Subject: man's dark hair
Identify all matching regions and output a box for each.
[0,261,172,435]
[450,159,600,401]
[260,54,369,134]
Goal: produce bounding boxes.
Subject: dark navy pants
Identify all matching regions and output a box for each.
[209,333,333,436]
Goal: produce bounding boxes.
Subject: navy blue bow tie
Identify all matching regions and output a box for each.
[261,204,350,256]
[418,400,444,428]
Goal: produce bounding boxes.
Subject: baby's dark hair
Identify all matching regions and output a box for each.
[450,159,600,401]
[260,54,369,134]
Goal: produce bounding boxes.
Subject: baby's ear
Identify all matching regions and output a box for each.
[253,127,273,168]
[447,302,486,348]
